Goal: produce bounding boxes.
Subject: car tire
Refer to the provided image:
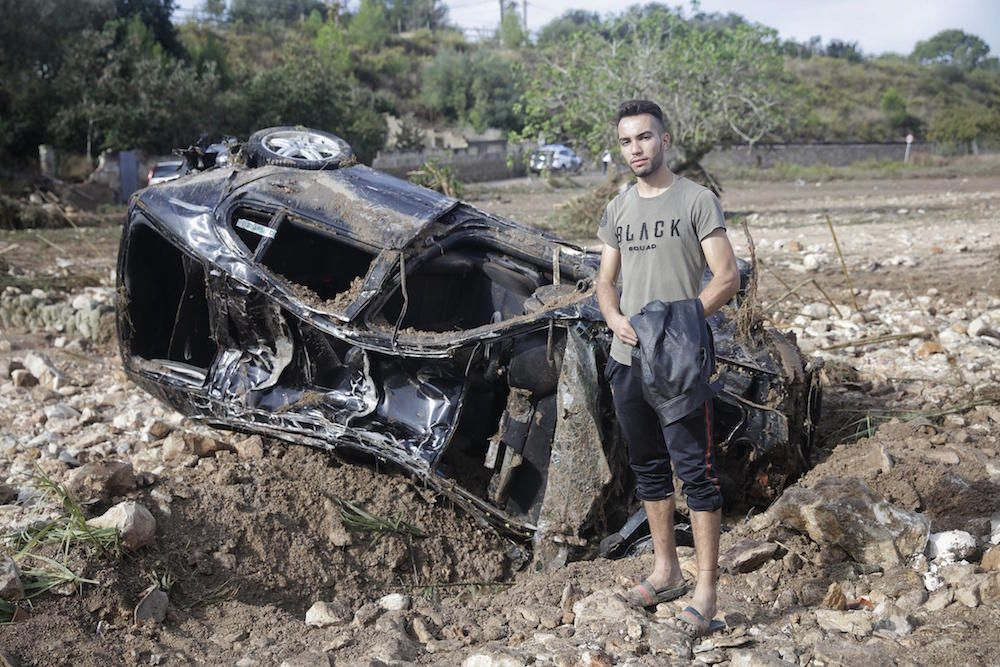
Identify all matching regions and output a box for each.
[245,126,353,170]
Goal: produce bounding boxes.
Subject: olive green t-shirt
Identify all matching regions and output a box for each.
[597,176,726,365]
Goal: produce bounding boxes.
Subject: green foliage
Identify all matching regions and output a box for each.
[499,1,526,49]
[313,16,351,74]
[912,30,992,69]
[229,0,325,24]
[517,6,787,179]
[236,56,386,163]
[928,104,1000,148]
[824,39,863,62]
[394,114,426,151]
[383,0,450,33]
[536,10,602,46]
[421,49,522,131]
[114,0,183,56]
[408,159,463,198]
[348,0,390,51]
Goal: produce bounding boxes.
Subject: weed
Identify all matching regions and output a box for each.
[332,497,426,538]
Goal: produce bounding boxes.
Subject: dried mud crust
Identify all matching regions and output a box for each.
[0,444,509,666]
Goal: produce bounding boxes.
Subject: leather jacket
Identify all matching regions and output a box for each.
[629,298,721,425]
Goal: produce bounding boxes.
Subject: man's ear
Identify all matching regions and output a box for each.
[662,132,671,149]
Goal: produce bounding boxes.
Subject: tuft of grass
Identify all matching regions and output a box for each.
[332,497,426,538]
[1,470,122,622]
[5,471,122,559]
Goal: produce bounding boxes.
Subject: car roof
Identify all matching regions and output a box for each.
[141,164,458,251]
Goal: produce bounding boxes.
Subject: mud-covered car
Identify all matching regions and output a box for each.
[117,127,820,563]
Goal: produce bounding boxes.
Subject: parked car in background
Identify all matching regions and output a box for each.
[146,159,186,186]
[529,144,583,173]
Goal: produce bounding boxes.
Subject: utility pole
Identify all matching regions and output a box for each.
[522,0,527,32]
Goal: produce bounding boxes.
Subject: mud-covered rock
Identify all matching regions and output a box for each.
[65,460,136,504]
[752,477,929,566]
[133,586,168,625]
[720,539,782,574]
[0,556,24,600]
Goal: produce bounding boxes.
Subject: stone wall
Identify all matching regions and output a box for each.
[701,142,938,169]
[372,142,527,182]
[0,286,115,344]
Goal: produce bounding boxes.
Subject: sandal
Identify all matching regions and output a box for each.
[624,579,688,609]
[675,606,726,638]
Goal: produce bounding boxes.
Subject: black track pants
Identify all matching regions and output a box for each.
[606,358,722,511]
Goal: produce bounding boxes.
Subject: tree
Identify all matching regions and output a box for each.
[348,0,389,51]
[229,0,325,24]
[383,0,449,33]
[49,17,221,155]
[235,56,387,162]
[912,30,991,69]
[825,39,863,62]
[114,0,182,55]
[879,88,921,134]
[498,0,525,49]
[421,49,522,131]
[928,104,1000,154]
[536,10,602,46]
[517,8,787,190]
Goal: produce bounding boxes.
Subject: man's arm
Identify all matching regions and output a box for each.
[699,229,740,317]
[596,243,637,346]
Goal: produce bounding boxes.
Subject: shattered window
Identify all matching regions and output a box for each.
[378,241,550,332]
[260,217,376,310]
[122,221,215,371]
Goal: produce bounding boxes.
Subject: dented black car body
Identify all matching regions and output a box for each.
[117,131,819,559]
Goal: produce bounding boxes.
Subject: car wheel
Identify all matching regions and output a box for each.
[245,126,353,170]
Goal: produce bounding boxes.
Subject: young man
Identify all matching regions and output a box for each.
[595,100,740,636]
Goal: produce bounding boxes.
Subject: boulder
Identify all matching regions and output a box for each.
[752,477,929,566]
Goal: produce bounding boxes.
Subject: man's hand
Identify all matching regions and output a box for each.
[608,312,638,346]
[596,244,638,345]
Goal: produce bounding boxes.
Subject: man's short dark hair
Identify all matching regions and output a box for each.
[616,100,666,131]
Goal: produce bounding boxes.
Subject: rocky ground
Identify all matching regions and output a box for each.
[1,162,999,666]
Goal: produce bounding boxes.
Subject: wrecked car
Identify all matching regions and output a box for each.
[116,127,820,562]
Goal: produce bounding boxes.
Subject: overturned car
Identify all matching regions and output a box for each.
[117,127,820,562]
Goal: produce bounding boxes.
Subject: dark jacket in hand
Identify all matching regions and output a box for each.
[629,298,722,425]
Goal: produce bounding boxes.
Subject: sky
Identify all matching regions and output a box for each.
[172,0,999,57]
[447,0,999,56]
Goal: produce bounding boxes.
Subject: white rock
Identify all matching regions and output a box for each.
[803,254,821,271]
[927,530,978,563]
[305,600,352,628]
[378,593,411,611]
[801,303,830,319]
[44,403,80,421]
[86,501,156,550]
[968,316,989,338]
